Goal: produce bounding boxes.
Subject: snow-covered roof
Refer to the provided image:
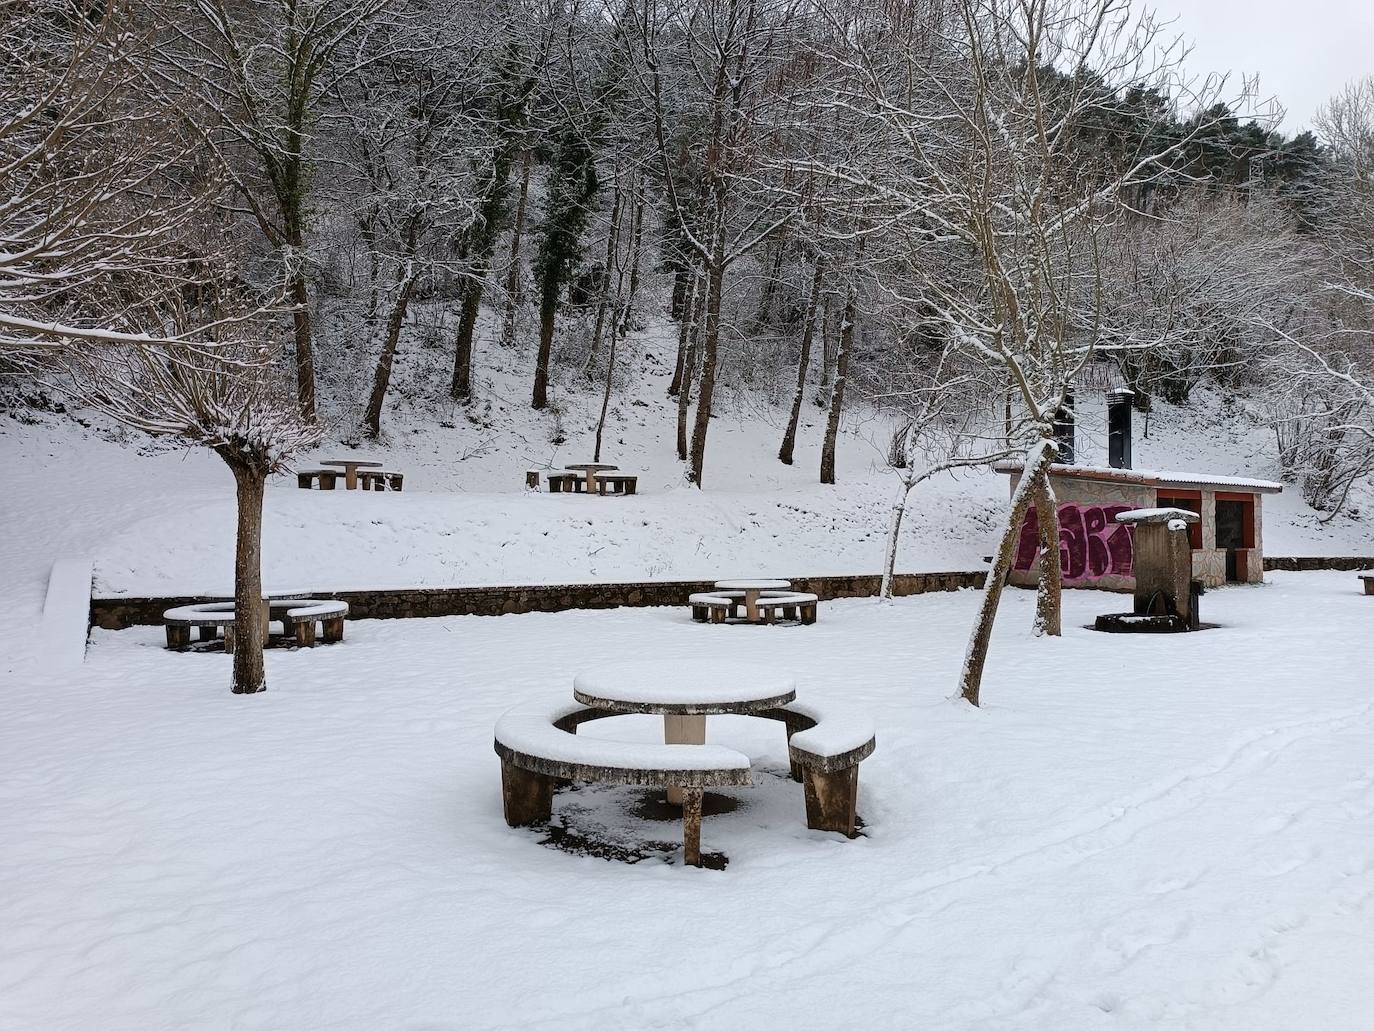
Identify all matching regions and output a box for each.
[992,461,1283,494]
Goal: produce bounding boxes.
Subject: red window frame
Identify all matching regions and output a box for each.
[1156,489,1203,549]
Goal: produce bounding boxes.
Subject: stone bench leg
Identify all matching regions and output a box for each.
[664,715,705,806]
[389,474,404,491]
[624,480,637,495]
[320,473,337,490]
[803,765,859,837]
[322,616,345,643]
[166,625,191,649]
[1365,578,1374,596]
[223,625,236,654]
[526,470,540,490]
[681,787,704,867]
[297,473,312,489]
[198,625,218,642]
[801,604,817,625]
[782,605,797,620]
[501,761,555,826]
[691,605,707,623]
[708,606,727,625]
[294,620,317,647]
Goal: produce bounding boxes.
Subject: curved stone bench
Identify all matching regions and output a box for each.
[164,599,348,651]
[756,702,876,837]
[494,700,751,866]
[752,592,819,625]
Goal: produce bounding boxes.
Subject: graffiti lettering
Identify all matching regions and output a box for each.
[1013,503,1135,582]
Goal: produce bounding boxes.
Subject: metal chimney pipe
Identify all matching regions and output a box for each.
[1053,387,1075,464]
[1108,389,1134,469]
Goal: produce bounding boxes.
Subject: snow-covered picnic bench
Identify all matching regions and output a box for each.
[357,469,404,491]
[493,663,875,866]
[690,579,819,625]
[164,598,347,651]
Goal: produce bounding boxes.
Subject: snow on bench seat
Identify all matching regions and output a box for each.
[782,701,877,773]
[493,698,752,867]
[753,592,820,607]
[688,592,736,607]
[494,699,752,787]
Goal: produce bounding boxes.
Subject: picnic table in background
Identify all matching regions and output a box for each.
[562,462,618,492]
[320,459,383,490]
[713,579,792,622]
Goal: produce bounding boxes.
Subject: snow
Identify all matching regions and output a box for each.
[494,699,753,771]
[34,557,92,670]
[784,703,876,758]
[3,323,1374,1027]
[1115,507,1201,523]
[993,461,1285,493]
[2,575,1373,1029]
[572,662,796,707]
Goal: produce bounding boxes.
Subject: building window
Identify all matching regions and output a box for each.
[1157,492,1203,549]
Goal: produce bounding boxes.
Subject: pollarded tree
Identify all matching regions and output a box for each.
[1,0,319,694]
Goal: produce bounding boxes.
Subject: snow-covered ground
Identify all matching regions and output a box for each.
[3,316,1374,1027]
[2,574,1372,1029]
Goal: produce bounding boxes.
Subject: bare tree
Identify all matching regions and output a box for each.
[827,0,1228,704]
[165,0,391,422]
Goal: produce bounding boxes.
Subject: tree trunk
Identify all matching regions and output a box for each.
[587,177,624,375]
[668,272,697,398]
[226,459,268,695]
[616,187,646,338]
[880,478,913,601]
[593,313,619,463]
[816,302,836,405]
[688,254,725,486]
[819,279,857,484]
[532,265,558,409]
[1031,470,1063,636]
[452,151,516,400]
[779,254,825,465]
[363,266,418,438]
[958,441,1056,706]
[287,247,316,423]
[676,280,704,461]
[500,152,533,349]
[754,235,787,328]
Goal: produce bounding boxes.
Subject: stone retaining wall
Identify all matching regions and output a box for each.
[1263,556,1374,572]
[89,570,987,630]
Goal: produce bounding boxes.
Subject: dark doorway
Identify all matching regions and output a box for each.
[1215,497,1253,583]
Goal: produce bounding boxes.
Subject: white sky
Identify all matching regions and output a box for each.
[1145,0,1374,134]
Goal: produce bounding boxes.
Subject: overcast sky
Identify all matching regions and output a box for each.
[1145,0,1374,134]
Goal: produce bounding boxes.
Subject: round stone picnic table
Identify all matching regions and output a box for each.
[713,578,792,622]
[321,458,383,490]
[563,462,618,492]
[574,663,796,804]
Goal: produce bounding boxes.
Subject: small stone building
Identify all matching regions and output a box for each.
[994,462,1283,591]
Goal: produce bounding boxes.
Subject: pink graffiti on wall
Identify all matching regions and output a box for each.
[1013,503,1136,582]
